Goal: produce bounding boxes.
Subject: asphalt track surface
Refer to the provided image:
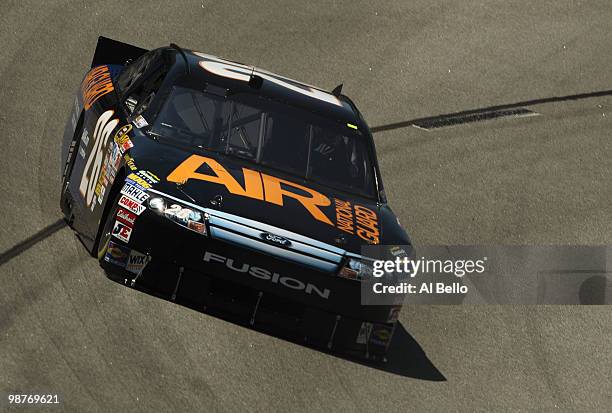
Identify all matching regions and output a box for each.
[1,1,611,411]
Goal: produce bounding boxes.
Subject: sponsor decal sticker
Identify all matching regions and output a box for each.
[120,139,133,153]
[71,96,81,131]
[63,140,77,180]
[387,306,401,323]
[187,220,206,234]
[94,164,107,200]
[118,194,146,215]
[105,147,119,182]
[116,208,137,226]
[125,97,137,113]
[126,173,152,189]
[136,170,159,184]
[356,322,373,344]
[390,246,407,258]
[78,146,86,158]
[112,220,132,243]
[369,325,393,347]
[81,65,114,110]
[97,184,105,204]
[80,128,89,147]
[120,182,149,202]
[124,178,148,191]
[113,124,133,154]
[133,115,148,128]
[104,241,130,267]
[124,154,137,171]
[126,250,148,274]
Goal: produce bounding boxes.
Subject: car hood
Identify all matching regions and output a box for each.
[132,140,406,254]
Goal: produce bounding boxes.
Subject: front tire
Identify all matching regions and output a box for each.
[95,192,122,261]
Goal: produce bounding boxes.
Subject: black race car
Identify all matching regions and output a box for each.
[60,37,412,360]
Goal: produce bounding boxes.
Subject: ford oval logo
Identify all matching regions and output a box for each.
[260,232,292,248]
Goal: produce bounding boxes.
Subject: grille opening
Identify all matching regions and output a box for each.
[205,278,259,319]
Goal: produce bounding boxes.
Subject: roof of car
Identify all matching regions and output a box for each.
[168,49,362,126]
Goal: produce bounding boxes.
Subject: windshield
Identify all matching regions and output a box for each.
[151,86,376,198]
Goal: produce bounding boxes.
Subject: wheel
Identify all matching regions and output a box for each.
[95,192,122,260]
[60,112,85,222]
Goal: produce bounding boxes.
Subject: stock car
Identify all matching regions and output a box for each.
[60,37,412,360]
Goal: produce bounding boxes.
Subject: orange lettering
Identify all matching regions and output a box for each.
[357,228,379,244]
[335,199,354,233]
[354,205,379,244]
[81,66,114,110]
[167,155,335,225]
[167,155,263,199]
[354,205,377,220]
[262,174,332,225]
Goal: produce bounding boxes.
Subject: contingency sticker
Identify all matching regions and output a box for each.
[104,241,130,267]
[118,194,146,215]
[112,220,132,243]
[126,250,148,274]
[133,115,148,128]
[114,124,134,154]
[369,325,393,347]
[387,306,401,323]
[356,322,373,345]
[120,182,149,203]
[116,208,137,226]
[127,173,152,189]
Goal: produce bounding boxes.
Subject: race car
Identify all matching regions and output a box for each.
[60,37,412,360]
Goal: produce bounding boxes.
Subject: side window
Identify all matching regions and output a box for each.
[116,50,166,115]
[152,86,229,148]
[116,51,157,93]
[126,68,166,116]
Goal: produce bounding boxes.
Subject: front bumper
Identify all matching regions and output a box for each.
[101,208,399,360]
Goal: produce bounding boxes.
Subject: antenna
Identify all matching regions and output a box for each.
[331,83,343,97]
[169,43,191,75]
[248,67,263,89]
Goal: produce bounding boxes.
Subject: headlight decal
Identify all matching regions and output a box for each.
[338,257,374,281]
[147,196,208,236]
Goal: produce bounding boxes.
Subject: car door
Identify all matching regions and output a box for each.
[69,49,167,244]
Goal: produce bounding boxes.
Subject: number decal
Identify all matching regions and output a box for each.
[164,204,182,217]
[195,52,342,107]
[79,110,119,210]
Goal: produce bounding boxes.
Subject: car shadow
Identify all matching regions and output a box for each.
[0,218,67,266]
[111,263,448,382]
[370,88,612,133]
[115,268,446,381]
[330,321,446,381]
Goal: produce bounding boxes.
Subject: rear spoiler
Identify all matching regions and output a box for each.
[91,36,148,68]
